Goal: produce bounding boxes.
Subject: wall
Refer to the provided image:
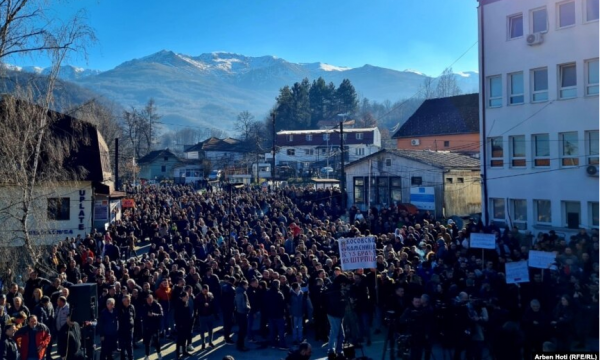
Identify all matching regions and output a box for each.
[443,170,482,217]
[139,157,182,180]
[396,133,480,153]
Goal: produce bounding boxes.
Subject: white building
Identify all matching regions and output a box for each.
[273,127,381,172]
[478,0,599,234]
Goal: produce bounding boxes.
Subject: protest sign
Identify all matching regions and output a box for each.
[338,236,377,271]
[121,199,136,208]
[528,250,557,269]
[505,261,530,284]
[470,233,496,249]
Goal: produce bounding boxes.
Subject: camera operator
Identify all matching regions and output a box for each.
[399,294,433,360]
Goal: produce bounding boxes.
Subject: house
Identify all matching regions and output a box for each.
[137,149,182,181]
[184,137,253,172]
[478,0,599,233]
[0,100,119,244]
[273,127,381,173]
[345,149,481,217]
[392,93,480,155]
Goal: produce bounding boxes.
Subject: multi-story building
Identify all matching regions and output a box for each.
[478,0,599,233]
[274,127,381,173]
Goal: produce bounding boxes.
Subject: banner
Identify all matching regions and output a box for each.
[338,236,377,271]
[528,250,557,269]
[410,187,435,210]
[470,233,496,249]
[121,199,136,208]
[505,261,530,284]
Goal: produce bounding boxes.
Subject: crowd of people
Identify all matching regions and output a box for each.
[0,183,597,360]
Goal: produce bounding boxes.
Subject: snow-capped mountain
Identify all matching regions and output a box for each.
[8,51,479,131]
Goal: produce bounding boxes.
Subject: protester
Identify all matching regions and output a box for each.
[14,316,50,360]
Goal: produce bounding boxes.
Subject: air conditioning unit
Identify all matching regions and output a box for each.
[526,33,544,46]
[586,165,599,177]
[410,139,420,146]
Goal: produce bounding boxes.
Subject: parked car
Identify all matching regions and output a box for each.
[208,169,223,180]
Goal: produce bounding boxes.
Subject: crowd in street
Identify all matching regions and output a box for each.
[0,183,597,360]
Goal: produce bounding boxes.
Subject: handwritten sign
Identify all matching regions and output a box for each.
[338,236,377,271]
[528,250,557,269]
[470,233,496,249]
[505,261,530,284]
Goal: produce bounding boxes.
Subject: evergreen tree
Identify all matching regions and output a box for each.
[291,78,311,130]
[335,79,359,115]
[274,85,293,131]
[308,77,336,127]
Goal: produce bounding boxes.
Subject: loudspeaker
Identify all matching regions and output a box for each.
[567,212,579,229]
[69,283,98,323]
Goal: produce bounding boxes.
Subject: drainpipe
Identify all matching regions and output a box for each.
[479,2,490,226]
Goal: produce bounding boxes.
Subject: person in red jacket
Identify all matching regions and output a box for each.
[14,315,51,360]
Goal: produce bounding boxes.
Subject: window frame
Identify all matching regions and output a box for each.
[585,58,599,96]
[355,148,365,156]
[533,133,551,167]
[563,201,581,228]
[488,75,502,108]
[288,135,294,142]
[47,197,70,221]
[491,198,506,226]
[560,131,580,167]
[443,141,450,148]
[586,130,599,165]
[161,165,166,172]
[508,72,525,105]
[590,201,599,227]
[531,67,549,103]
[490,137,504,168]
[286,149,295,156]
[323,133,330,141]
[353,177,365,204]
[531,7,549,33]
[559,63,577,99]
[508,13,524,39]
[534,199,552,225]
[584,0,599,23]
[304,149,314,156]
[411,176,423,186]
[510,135,527,167]
[511,199,528,230]
[355,133,364,140]
[385,158,392,167]
[306,134,313,141]
[557,0,577,29]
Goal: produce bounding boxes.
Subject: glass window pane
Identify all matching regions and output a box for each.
[536,200,552,223]
[562,65,577,87]
[491,137,503,157]
[512,136,526,157]
[588,59,599,85]
[533,9,548,32]
[490,77,501,97]
[534,69,548,91]
[566,201,580,214]
[510,15,523,37]
[559,2,576,27]
[511,73,524,95]
[492,199,505,219]
[535,134,550,156]
[513,200,527,221]
[391,177,401,187]
[587,0,599,21]
[589,131,599,155]
[591,202,599,226]
[563,132,579,155]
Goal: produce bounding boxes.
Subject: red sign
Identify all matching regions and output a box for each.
[121,199,136,208]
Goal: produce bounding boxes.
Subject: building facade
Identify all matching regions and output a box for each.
[478,0,599,233]
[137,149,183,181]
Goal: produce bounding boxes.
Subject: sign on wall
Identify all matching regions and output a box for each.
[409,187,435,210]
[338,236,377,271]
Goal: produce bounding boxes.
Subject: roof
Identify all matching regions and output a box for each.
[185,137,250,153]
[392,93,479,138]
[137,149,180,164]
[277,127,377,135]
[346,149,480,170]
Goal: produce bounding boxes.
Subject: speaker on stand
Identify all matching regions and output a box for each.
[68,283,98,360]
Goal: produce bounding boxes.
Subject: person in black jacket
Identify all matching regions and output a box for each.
[174,292,193,359]
[98,299,119,360]
[234,281,250,351]
[264,280,287,349]
[1,325,19,360]
[118,295,136,360]
[220,276,235,344]
[399,295,434,360]
[195,285,217,350]
[325,275,347,357]
[141,295,163,360]
[57,316,83,360]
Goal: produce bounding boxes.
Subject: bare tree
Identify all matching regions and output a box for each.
[419,77,436,99]
[234,110,255,141]
[436,67,462,98]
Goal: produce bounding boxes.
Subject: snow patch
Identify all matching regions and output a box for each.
[319,63,351,72]
[403,69,424,75]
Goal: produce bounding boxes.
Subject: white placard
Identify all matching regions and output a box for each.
[528,250,557,269]
[470,233,496,249]
[338,236,377,271]
[505,261,530,284]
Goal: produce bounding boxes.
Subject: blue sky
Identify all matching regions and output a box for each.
[15,0,479,76]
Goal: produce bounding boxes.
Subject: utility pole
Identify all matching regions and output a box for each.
[114,138,119,191]
[340,121,346,209]
[271,112,276,187]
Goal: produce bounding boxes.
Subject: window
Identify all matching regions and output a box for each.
[590,202,599,227]
[323,134,330,141]
[586,0,599,21]
[488,76,502,107]
[559,63,577,99]
[342,134,347,141]
[509,13,524,38]
[511,199,528,230]
[161,165,166,172]
[48,198,70,221]
[385,158,392,166]
[558,1,576,28]
[287,135,293,142]
[534,200,552,224]
[355,148,365,156]
[510,135,526,167]
[531,7,548,33]
[586,59,599,95]
[321,148,327,154]
[164,157,169,161]
[287,149,295,156]
[491,198,506,225]
[355,133,364,140]
[587,130,599,164]
[444,141,450,148]
[377,177,390,205]
[304,149,314,156]
[490,137,504,167]
[531,68,549,102]
[457,178,464,183]
[446,178,453,184]
[560,132,579,166]
[411,176,422,186]
[533,134,550,167]
[563,201,581,228]
[306,134,312,141]
[354,177,365,204]
[391,177,402,203]
[509,72,524,105]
